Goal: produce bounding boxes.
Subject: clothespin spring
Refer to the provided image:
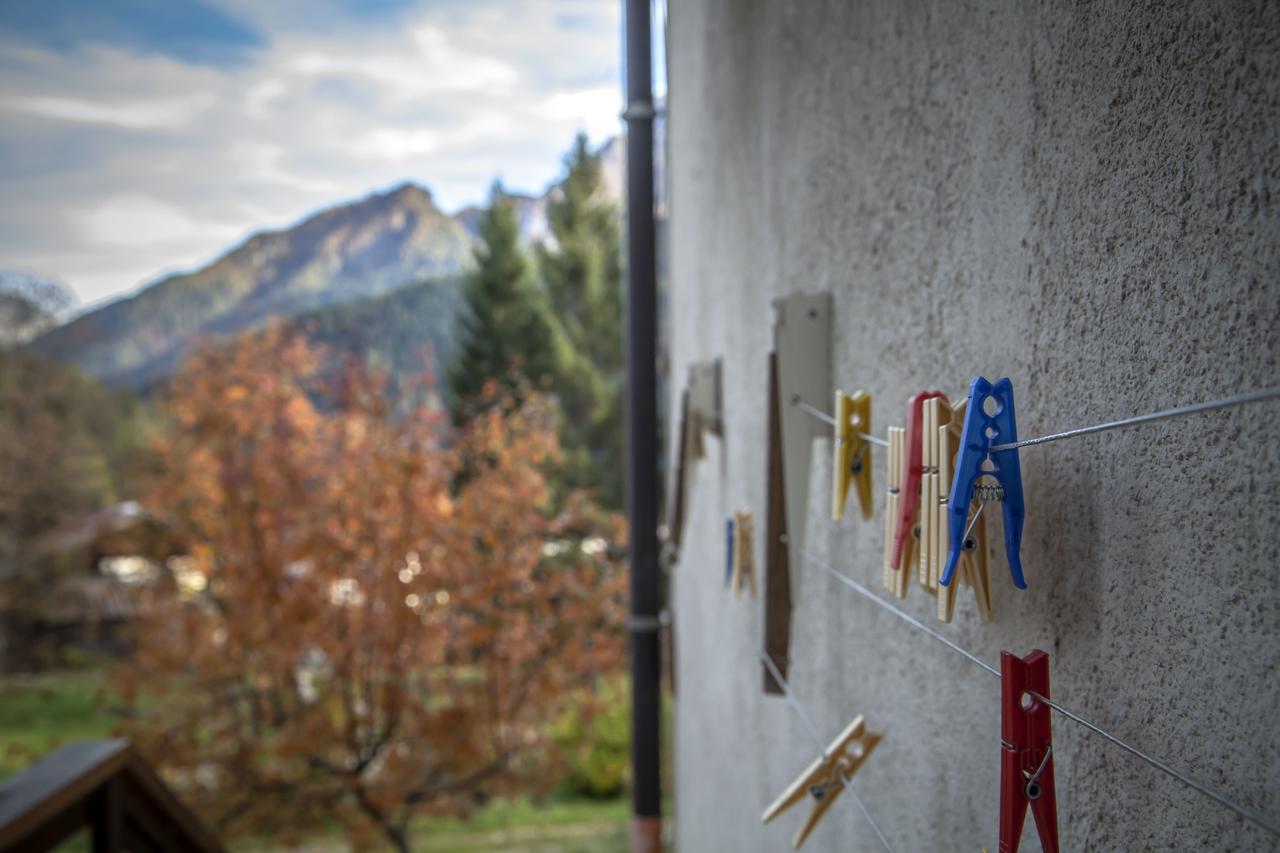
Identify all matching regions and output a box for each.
[1024,745,1053,800]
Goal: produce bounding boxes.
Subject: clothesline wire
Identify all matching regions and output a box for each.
[991,386,1280,451]
[758,650,895,852]
[793,385,1280,453]
[806,548,1280,840]
[793,400,890,447]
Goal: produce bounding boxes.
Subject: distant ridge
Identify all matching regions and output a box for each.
[26,128,655,388]
[29,183,472,386]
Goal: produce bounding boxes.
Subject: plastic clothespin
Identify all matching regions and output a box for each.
[890,390,947,570]
[731,511,757,598]
[831,390,873,521]
[999,650,1059,853]
[724,517,735,589]
[941,377,1026,589]
[762,715,882,849]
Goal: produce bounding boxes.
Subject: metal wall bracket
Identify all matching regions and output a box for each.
[763,292,832,693]
[668,358,723,553]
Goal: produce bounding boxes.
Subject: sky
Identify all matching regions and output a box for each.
[0,0,625,308]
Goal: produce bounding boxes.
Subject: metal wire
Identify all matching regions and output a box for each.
[794,400,837,428]
[990,386,1280,452]
[1028,691,1280,839]
[811,551,999,677]
[962,501,987,544]
[806,549,1280,840]
[757,650,896,852]
[794,400,891,447]
[759,650,827,751]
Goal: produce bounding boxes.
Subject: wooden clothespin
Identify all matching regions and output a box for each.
[764,293,831,693]
[999,650,1059,853]
[831,390,873,521]
[731,511,756,598]
[882,424,909,598]
[888,391,946,570]
[884,391,945,598]
[917,395,948,592]
[762,715,882,849]
[936,397,992,622]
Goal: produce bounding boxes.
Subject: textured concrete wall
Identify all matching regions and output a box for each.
[665,2,1280,851]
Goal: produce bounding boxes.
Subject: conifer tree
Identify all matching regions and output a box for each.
[537,134,625,508]
[448,182,557,419]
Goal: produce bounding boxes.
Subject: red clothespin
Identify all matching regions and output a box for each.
[890,390,947,571]
[1000,650,1059,853]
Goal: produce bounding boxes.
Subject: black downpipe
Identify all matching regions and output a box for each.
[623,0,661,848]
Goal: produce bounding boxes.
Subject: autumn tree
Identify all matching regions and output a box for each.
[536,134,625,508]
[117,326,626,851]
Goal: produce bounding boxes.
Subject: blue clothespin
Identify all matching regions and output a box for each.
[725,517,735,588]
[940,377,1027,589]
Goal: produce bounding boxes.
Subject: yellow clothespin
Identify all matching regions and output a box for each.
[761,715,882,849]
[731,510,756,598]
[936,398,992,623]
[831,390,873,521]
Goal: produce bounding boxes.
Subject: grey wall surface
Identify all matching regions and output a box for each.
[665,2,1280,851]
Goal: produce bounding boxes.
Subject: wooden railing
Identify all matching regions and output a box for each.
[0,740,223,852]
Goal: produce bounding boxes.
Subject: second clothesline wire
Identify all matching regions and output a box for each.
[758,648,896,853]
[808,549,1280,839]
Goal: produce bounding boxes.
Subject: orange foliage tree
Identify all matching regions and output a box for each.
[116,327,626,851]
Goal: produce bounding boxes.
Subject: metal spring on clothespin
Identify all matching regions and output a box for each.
[973,482,1005,502]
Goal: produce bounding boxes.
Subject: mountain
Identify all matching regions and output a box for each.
[455,192,551,245]
[288,273,464,400]
[0,270,77,348]
[26,130,652,389]
[28,183,472,386]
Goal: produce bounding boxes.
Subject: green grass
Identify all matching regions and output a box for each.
[229,796,631,852]
[406,797,629,852]
[0,670,118,780]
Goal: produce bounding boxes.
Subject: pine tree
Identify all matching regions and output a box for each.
[537,134,625,508]
[448,182,557,419]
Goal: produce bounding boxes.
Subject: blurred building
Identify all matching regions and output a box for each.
[0,501,185,672]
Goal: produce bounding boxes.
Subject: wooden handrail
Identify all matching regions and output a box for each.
[0,739,223,853]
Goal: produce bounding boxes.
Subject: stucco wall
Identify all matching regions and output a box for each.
[665,2,1280,851]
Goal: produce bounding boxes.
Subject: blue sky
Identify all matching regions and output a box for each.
[0,0,624,307]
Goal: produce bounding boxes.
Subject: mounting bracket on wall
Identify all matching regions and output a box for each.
[763,292,832,694]
[667,359,724,557]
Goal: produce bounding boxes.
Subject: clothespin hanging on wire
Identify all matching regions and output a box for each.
[725,517,735,588]
[941,377,1027,589]
[889,390,946,568]
[882,423,910,597]
[999,650,1060,853]
[934,396,992,623]
[762,715,882,848]
[831,390,873,521]
[731,510,756,598]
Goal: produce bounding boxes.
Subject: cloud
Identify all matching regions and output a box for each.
[0,0,622,307]
[2,93,215,129]
[73,195,242,248]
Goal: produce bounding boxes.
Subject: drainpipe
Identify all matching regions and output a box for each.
[623,0,661,850]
